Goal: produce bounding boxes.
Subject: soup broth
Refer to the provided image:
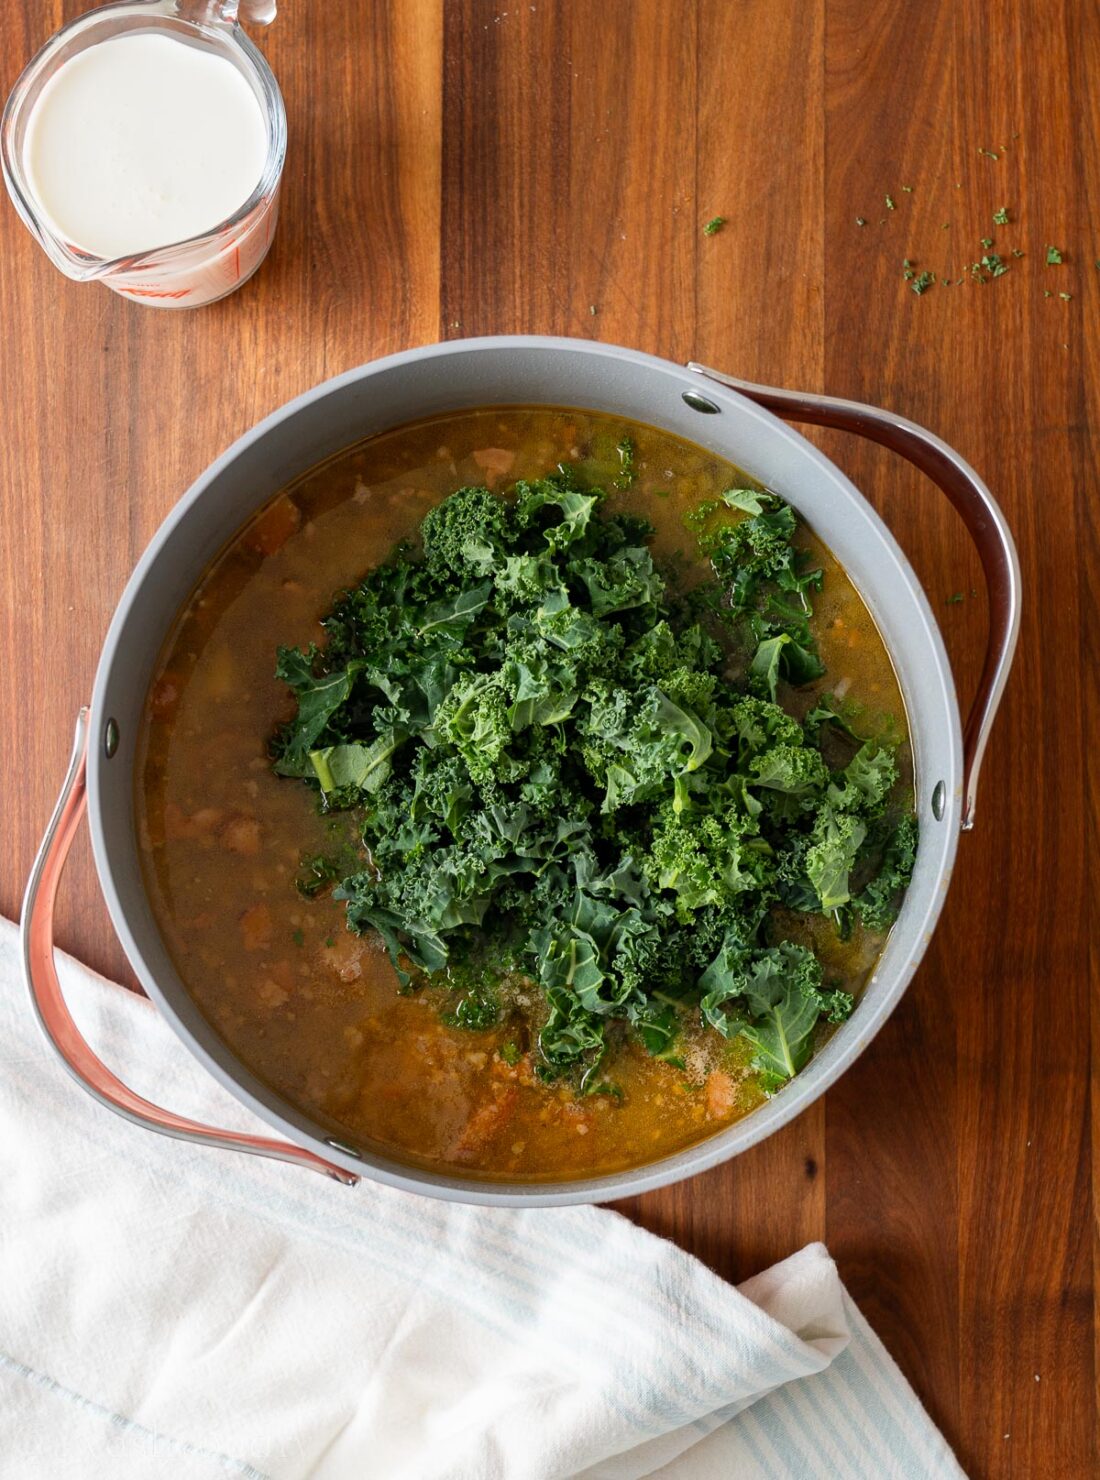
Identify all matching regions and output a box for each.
[137,408,910,1181]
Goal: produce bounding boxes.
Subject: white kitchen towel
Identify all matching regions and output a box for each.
[0,916,963,1480]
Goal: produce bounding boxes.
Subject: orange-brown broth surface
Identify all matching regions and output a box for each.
[137,408,908,1180]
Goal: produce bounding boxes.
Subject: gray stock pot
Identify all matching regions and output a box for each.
[22,337,1020,1205]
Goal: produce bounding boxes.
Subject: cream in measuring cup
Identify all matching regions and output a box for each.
[2,3,285,307]
[24,34,268,261]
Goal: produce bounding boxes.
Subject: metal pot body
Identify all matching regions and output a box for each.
[85,337,962,1205]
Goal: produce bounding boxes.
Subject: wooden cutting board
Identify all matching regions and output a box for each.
[0,3,1093,1472]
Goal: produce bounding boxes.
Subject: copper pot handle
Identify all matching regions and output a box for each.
[20,708,359,1186]
[687,365,1021,831]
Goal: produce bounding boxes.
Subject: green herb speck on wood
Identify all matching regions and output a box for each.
[945,592,964,604]
[855,217,867,226]
[993,206,1010,225]
[885,194,896,210]
[1046,245,1063,264]
[1059,292,1072,301]
[703,216,726,237]
[911,271,935,295]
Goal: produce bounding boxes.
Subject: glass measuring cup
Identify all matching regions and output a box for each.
[1,1,286,308]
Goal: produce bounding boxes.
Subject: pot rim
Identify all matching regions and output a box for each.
[86,335,962,1205]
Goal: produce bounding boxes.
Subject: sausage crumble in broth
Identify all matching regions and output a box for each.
[137,407,910,1181]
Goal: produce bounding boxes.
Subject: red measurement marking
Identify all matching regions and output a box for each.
[117,286,192,299]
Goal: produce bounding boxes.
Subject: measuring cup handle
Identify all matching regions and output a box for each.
[685,365,1021,831]
[20,708,358,1186]
[177,2,277,26]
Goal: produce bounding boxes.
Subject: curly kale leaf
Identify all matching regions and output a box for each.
[805,808,868,911]
[579,681,714,813]
[699,938,853,1083]
[693,492,826,699]
[826,742,898,814]
[420,486,510,578]
[802,690,863,744]
[271,650,361,777]
[855,814,919,931]
[646,804,771,915]
[310,729,409,796]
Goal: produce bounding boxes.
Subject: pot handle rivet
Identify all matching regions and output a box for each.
[931,780,946,821]
[681,389,721,414]
[104,717,119,758]
[325,1138,363,1159]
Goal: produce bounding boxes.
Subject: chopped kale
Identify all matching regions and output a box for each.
[614,436,637,489]
[295,851,346,898]
[273,465,916,1092]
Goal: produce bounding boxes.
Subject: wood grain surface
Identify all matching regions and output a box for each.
[0,2,1094,1473]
